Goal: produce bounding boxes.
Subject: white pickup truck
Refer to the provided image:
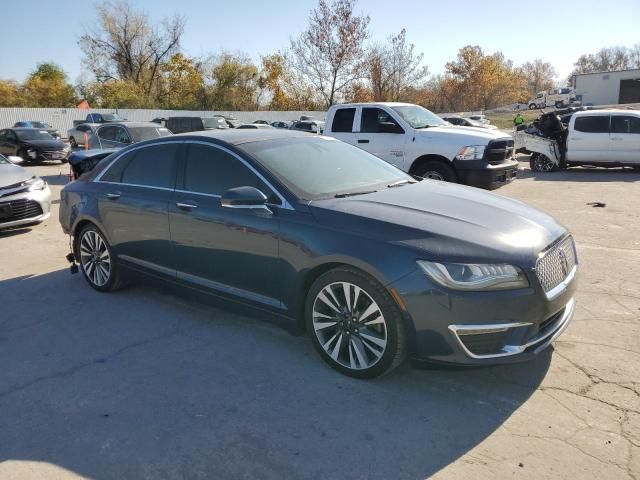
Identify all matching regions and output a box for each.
[515,109,640,171]
[324,102,518,189]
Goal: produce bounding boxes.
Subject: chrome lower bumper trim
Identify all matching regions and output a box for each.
[448,298,576,360]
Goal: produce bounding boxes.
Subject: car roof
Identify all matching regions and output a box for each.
[98,122,165,128]
[332,102,414,108]
[573,109,640,116]
[175,128,313,145]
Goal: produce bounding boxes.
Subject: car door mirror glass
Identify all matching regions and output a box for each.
[221,186,270,210]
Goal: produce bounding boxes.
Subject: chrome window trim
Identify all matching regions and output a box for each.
[96,180,175,193]
[448,298,576,360]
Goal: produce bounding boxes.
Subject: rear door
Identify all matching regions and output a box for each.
[610,115,640,164]
[328,107,357,144]
[567,114,610,163]
[95,142,180,277]
[356,107,406,168]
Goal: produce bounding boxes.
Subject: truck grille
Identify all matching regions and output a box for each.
[0,199,43,224]
[536,236,577,293]
[485,139,515,164]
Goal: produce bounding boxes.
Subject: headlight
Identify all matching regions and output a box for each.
[455,145,485,160]
[417,260,529,291]
[26,177,47,191]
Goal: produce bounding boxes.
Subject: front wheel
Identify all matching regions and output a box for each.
[76,224,123,292]
[530,153,558,172]
[306,267,407,378]
[414,161,458,183]
[529,103,537,110]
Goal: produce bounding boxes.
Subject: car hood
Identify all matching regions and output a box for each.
[23,139,64,150]
[0,163,32,188]
[309,181,566,266]
[415,125,508,143]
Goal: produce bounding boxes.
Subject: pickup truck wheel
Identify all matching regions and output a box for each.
[555,101,564,109]
[529,103,537,110]
[415,161,457,183]
[530,153,557,172]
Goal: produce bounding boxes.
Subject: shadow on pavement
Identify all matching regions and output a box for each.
[516,157,640,183]
[0,268,552,479]
[0,227,33,238]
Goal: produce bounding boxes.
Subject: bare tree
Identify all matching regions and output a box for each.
[521,59,557,94]
[568,45,640,82]
[79,0,184,96]
[290,0,370,107]
[367,29,428,101]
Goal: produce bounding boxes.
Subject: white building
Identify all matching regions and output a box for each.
[573,69,640,106]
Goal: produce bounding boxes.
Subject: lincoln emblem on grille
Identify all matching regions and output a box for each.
[558,249,569,276]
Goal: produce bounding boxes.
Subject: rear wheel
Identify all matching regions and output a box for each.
[306,267,407,378]
[529,103,537,110]
[530,153,557,172]
[414,160,458,183]
[77,224,123,292]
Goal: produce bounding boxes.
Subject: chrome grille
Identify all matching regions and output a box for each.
[536,236,577,292]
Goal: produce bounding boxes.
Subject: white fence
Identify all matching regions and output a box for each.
[0,108,327,136]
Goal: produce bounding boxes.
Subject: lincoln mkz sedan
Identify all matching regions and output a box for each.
[59,130,577,378]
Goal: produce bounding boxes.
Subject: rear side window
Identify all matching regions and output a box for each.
[101,144,178,188]
[611,115,640,134]
[574,116,609,133]
[183,144,279,203]
[331,108,356,133]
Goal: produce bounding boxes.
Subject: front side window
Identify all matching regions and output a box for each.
[183,144,278,203]
[611,115,640,134]
[574,116,610,133]
[331,108,356,133]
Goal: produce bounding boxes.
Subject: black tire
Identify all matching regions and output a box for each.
[529,103,537,110]
[555,101,563,109]
[76,223,124,292]
[414,160,458,183]
[305,266,407,378]
[529,153,558,172]
[60,156,69,164]
[69,137,78,148]
[18,149,32,163]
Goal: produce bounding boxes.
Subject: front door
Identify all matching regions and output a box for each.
[169,142,282,309]
[356,107,406,168]
[567,115,610,163]
[95,143,180,277]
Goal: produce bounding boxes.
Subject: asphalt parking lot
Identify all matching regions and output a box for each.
[1,159,639,480]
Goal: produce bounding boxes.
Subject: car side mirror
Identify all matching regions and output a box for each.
[7,155,24,164]
[221,186,271,213]
[378,122,402,134]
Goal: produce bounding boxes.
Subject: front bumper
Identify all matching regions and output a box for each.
[388,265,577,366]
[453,158,519,190]
[0,186,52,229]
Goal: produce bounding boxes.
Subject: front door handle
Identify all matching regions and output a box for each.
[106,192,121,200]
[357,139,370,144]
[176,201,198,210]
[611,137,623,141]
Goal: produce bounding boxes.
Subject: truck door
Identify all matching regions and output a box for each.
[327,107,358,145]
[567,114,611,163]
[355,107,406,168]
[610,114,640,164]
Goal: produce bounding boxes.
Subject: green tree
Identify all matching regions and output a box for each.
[23,62,77,107]
[81,80,152,108]
[205,53,259,110]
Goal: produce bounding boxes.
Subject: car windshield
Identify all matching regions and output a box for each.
[202,117,228,129]
[102,114,125,121]
[15,130,55,141]
[31,122,51,128]
[128,127,172,142]
[242,136,411,200]
[391,105,446,129]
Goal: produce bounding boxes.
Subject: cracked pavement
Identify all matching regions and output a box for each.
[0,159,638,479]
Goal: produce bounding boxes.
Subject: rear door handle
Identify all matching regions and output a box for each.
[176,201,198,210]
[106,192,121,200]
[357,139,370,144]
[611,137,623,141]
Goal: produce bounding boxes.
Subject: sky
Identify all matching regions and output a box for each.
[1,0,639,84]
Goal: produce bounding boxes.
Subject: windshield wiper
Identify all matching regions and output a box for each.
[387,179,415,188]
[334,190,377,198]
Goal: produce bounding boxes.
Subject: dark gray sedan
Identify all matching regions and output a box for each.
[59,130,577,378]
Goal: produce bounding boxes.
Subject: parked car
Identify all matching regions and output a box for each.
[68,149,120,180]
[290,120,325,134]
[271,121,292,129]
[73,112,127,127]
[67,123,100,148]
[324,103,517,189]
[0,128,70,163]
[164,116,228,134]
[441,115,498,130]
[0,154,51,229]
[88,122,172,149]
[253,120,270,125]
[12,121,61,138]
[59,129,577,378]
[214,115,241,128]
[466,114,491,125]
[236,124,274,129]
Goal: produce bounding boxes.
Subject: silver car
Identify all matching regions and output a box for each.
[67,123,100,148]
[88,122,172,149]
[0,154,51,229]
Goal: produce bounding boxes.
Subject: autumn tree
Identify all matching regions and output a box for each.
[23,62,77,107]
[158,53,205,109]
[0,80,25,107]
[290,0,370,107]
[258,53,323,110]
[367,29,428,101]
[521,59,557,95]
[79,0,184,98]
[204,53,259,110]
[79,80,153,109]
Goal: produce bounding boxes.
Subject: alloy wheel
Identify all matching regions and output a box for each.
[79,230,111,287]
[423,171,445,181]
[312,282,388,370]
[533,154,555,172]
